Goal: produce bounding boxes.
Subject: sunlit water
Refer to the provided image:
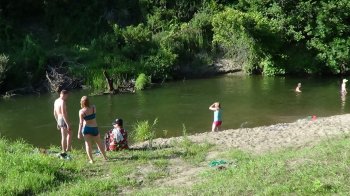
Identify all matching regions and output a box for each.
[0,75,348,148]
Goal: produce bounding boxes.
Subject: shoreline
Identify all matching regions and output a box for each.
[3,113,350,195]
[133,113,350,154]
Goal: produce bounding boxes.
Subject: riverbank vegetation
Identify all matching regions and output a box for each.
[0,0,349,93]
[0,136,211,195]
[137,135,350,195]
[2,134,350,195]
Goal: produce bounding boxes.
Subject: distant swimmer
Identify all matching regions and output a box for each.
[295,83,302,93]
[341,79,348,94]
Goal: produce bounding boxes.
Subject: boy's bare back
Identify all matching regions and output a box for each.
[54,98,64,117]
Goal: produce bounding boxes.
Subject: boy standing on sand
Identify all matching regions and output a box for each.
[209,102,222,132]
[54,90,71,153]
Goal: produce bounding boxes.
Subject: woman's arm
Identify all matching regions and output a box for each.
[77,110,84,139]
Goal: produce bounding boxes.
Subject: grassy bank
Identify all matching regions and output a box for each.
[0,136,211,195]
[2,135,350,195]
[137,135,350,195]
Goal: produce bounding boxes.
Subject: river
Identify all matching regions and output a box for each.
[0,75,347,148]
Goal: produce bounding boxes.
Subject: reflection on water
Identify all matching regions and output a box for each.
[0,75,348,148]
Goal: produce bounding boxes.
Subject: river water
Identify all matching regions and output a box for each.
[0,75,347,148]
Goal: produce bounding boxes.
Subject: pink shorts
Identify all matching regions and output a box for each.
[213,121,222,126]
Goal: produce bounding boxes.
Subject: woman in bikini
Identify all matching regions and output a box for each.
[78,96,107,163]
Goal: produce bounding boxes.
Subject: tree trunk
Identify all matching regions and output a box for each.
[103,70,114,93]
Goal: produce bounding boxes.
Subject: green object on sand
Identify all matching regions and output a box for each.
[209,160,227,167]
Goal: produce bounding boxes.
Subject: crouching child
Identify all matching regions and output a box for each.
[105,118,129,151]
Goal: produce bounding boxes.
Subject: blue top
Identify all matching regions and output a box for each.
[83,106,96,120]
[214,109,222,121]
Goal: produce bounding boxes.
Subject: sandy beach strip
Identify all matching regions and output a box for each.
[132,114,350,154]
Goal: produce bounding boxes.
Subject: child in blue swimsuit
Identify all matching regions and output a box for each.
[209,102,222,132]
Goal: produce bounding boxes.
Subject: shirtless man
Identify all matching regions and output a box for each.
[54,90,71,153]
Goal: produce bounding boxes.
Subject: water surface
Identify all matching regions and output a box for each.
[0,75,347,148]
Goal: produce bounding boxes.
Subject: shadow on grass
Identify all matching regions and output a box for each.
[105,145,189,162]
[107,151,186,162]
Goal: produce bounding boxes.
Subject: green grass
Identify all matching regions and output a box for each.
[132,118,158,148]
[134,73,150,91]
[0,139,83,195]
[137,135,350,195]
[0,136,211,195]
[173,137,213,165]
[5,135,350,195]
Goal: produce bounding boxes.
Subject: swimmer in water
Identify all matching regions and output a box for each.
[295,83,302,93]
[341,79,348,94]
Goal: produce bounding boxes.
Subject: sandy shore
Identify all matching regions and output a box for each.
[133,114,350,154]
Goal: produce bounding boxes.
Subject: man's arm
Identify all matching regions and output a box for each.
[62,101,70,130]
[53,101,58,120]
[54,103,60,130]
[53,108,58,121]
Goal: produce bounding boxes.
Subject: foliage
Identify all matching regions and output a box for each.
[306,0,350,74]
[142,48,177,80]
[1,0,350,92]
[132,118,158,148]
[231,0,350,75]
[212,8,258,72]
[0,139,81,195]
[0,54,9,86]
[212,7,284,74]
[91,72,105,91]
[261,55,285,76]
[135,73,150,91]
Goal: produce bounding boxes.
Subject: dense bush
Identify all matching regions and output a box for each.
[0,0,349,92]
[135,73,150,91]
[232,0,350,75]
[132,118,158,148]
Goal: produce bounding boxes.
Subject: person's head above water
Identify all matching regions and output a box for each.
[295,83,302,92]
[80,96,90,108]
